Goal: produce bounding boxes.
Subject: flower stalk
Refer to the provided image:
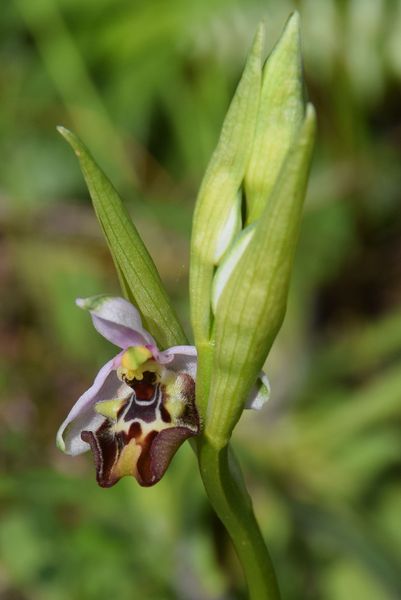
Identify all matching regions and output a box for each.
[197,439,280,600]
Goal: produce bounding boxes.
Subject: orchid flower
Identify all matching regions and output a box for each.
[57,295,270,488]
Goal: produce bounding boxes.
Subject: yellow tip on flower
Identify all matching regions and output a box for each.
[121,346,152,370]
[118,345,157,382]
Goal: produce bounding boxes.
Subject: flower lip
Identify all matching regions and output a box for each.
[81,371,199,488]
[76,295,155,349]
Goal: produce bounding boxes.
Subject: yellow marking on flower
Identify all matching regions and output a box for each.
[118,345,158,382]
[122,345,152,371]
[114,438,141,480]
[95,397,127,421]
[164,375,187,420]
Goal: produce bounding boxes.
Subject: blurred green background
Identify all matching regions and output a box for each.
[1,0,401,598]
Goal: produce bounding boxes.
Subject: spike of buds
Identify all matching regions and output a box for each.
[190,13,316,441]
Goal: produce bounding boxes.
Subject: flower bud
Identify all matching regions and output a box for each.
[189,13,315,436]
[190,25,264,347]
[206,105,316,444]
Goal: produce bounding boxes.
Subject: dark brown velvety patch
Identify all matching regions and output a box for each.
[81,426,120,488]
[136,374,199,486]
[160,403,172,423]
[132,371,157,400]
[83,369,199,488]
[138,426,197,486]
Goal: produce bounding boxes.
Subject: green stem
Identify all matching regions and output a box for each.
[195,339,215,421]
[197,437,281,600]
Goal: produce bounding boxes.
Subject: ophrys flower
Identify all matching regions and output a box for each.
[57,296,269,487]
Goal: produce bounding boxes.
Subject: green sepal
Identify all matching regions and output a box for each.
[245,12,305,224]
[57,127,186,349]
[206,105,316,444]
[190,24,264,347]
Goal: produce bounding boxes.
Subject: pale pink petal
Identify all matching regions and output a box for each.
[56,352,129,455]
[163,345,197,379]
[77,296,155,348]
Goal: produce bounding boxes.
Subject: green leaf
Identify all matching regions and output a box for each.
[57,127,186,349]
[245,12,305,224]
[206,105,316,444]
[190,25,264,347]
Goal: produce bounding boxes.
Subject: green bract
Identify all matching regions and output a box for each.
[189,13,316,443]
[58,127,186,350]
